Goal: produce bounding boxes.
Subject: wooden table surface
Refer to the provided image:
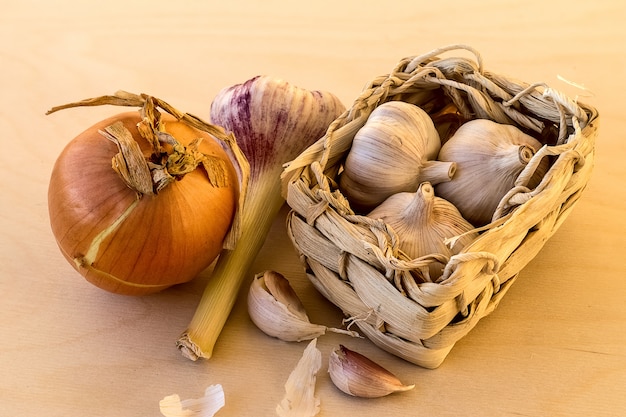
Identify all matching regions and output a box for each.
[1,1,625,416]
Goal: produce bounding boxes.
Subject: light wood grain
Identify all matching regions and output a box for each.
[1,1,625,416]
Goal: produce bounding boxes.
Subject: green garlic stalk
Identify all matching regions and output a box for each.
[177,75,345,360]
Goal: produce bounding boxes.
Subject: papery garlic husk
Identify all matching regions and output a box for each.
[277,338,322,417]
[435,119,549,227]
[328,345,415,398]
[367,182,478,280]
[159,384,225,417]
[338,101,456,212]
[248,270,359,342]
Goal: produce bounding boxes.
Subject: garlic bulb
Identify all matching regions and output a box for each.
[179,76,345,361]
[328,345,415,398]
[435,119,549,226]
[339,101,456,212]
[367,182,478,280]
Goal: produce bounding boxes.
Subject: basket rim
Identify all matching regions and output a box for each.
[283,44,598,182]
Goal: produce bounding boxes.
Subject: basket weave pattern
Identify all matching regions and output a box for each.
[282,45,599,368]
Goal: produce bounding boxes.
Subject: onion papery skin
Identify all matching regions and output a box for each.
[48,112,239,296]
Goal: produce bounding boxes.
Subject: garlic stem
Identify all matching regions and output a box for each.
[518,145,535,164]
[177,76,345,360]
[177,173,283,360]
[247,270,362,342]
[177,76,345,361]
[404,182,435,222]
[418,160,457,185]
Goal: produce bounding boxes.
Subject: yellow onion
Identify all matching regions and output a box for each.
[48,97,240,296]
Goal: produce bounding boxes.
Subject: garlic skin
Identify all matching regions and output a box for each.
[328,345,415,398]
[367,182,478,280]
[248,271,327,342]
[339,101,456,212]
[435,119,549,226]
[159,385,225,417]
[277,339,322,417]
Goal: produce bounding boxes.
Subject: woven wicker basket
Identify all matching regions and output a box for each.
[282,45,599,369]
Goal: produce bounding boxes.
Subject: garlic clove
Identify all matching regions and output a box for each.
[328,345,415,398]
[248,271,361,342]
[276,338,322,417]
[263,270,310,322]
[248,271,327,342]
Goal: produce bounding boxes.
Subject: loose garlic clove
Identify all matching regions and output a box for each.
[435,119,549,227]
[328,345,415,398]
[248,271,359,342]
[248,271,326,342]
[368,182,478,280]
[339,101,456,212]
